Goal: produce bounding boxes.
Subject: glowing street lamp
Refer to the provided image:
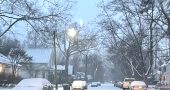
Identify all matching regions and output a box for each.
[67,28,77,38]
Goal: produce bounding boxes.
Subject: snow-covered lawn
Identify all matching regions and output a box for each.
[0,87,11,90]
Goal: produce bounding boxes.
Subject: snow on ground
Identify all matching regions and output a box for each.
[0,83,159,90]
[88,83,121,90]
[87,83,159,90]
[0,87,11,90]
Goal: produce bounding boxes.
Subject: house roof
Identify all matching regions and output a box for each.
[26,48,52,63]
[21,63,73,72]
[26,48,64,64]
[0,53,11,64]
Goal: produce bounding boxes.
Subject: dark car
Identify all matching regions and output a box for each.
[97,82,101,86]
[114,81,123,88]
[91,82,98,87]
[114,81,119,87]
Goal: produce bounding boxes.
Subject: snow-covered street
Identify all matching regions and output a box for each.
[0,83,160,90]
[87,83,121,90]
[87,83,159,90]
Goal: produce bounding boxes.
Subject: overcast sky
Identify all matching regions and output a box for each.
[11,0,99,42]
[72,0,99,24]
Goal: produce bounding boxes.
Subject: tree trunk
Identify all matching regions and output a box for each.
[65,55,69,83]
[143,74,148,87]
[12,65,16,84]
[146,1,154,76]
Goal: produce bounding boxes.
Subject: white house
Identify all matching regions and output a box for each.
[18,48,73,81]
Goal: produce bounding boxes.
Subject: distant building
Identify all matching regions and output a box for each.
[153,64,166,83]
[161,62,170,86]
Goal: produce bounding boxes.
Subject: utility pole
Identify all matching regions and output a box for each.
[85,55,88,82]
[53,31,58,89]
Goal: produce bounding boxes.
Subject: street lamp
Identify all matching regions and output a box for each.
[64,28,77,83]
[67,27,89,82]
[67,28,77,38]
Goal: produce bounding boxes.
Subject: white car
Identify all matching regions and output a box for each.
[123,78,135,90]
[72,80,85,90]
[12,78,53,90]
[58,84,64,90]
[130,81,147,90]
[82,81,87,89]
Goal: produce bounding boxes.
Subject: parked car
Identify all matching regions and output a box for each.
[122,78,135,90]
[114,81,119,87]
[114,81,122,88]
[91,82,98,87]
[129,81,147,90]
[117,81,123,88]
[96,81,101,86]
[72,80,86,90]
[57,84,64,90]
[82,81,87,89]
[12,78,53,90]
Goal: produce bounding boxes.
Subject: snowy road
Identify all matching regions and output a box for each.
[87,83,122,90]
[0,83,158,90]
[87,83,159,90]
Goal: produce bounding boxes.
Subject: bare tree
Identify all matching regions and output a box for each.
[54,23,97,82]
[36,20,97,83]
[8,48,32,83]
[0,0,74,37]
[97,0,166,81]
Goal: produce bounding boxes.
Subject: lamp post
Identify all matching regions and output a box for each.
[65,28,77,82]
[67,28,77,38]
[65,28,77,80]
[68,27,88,82]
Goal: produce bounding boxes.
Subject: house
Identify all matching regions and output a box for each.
[18,63,50,79]
[153,61,170,90]
[0,53,12,84]
[18,48,73,83]
[158,62,170,88]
